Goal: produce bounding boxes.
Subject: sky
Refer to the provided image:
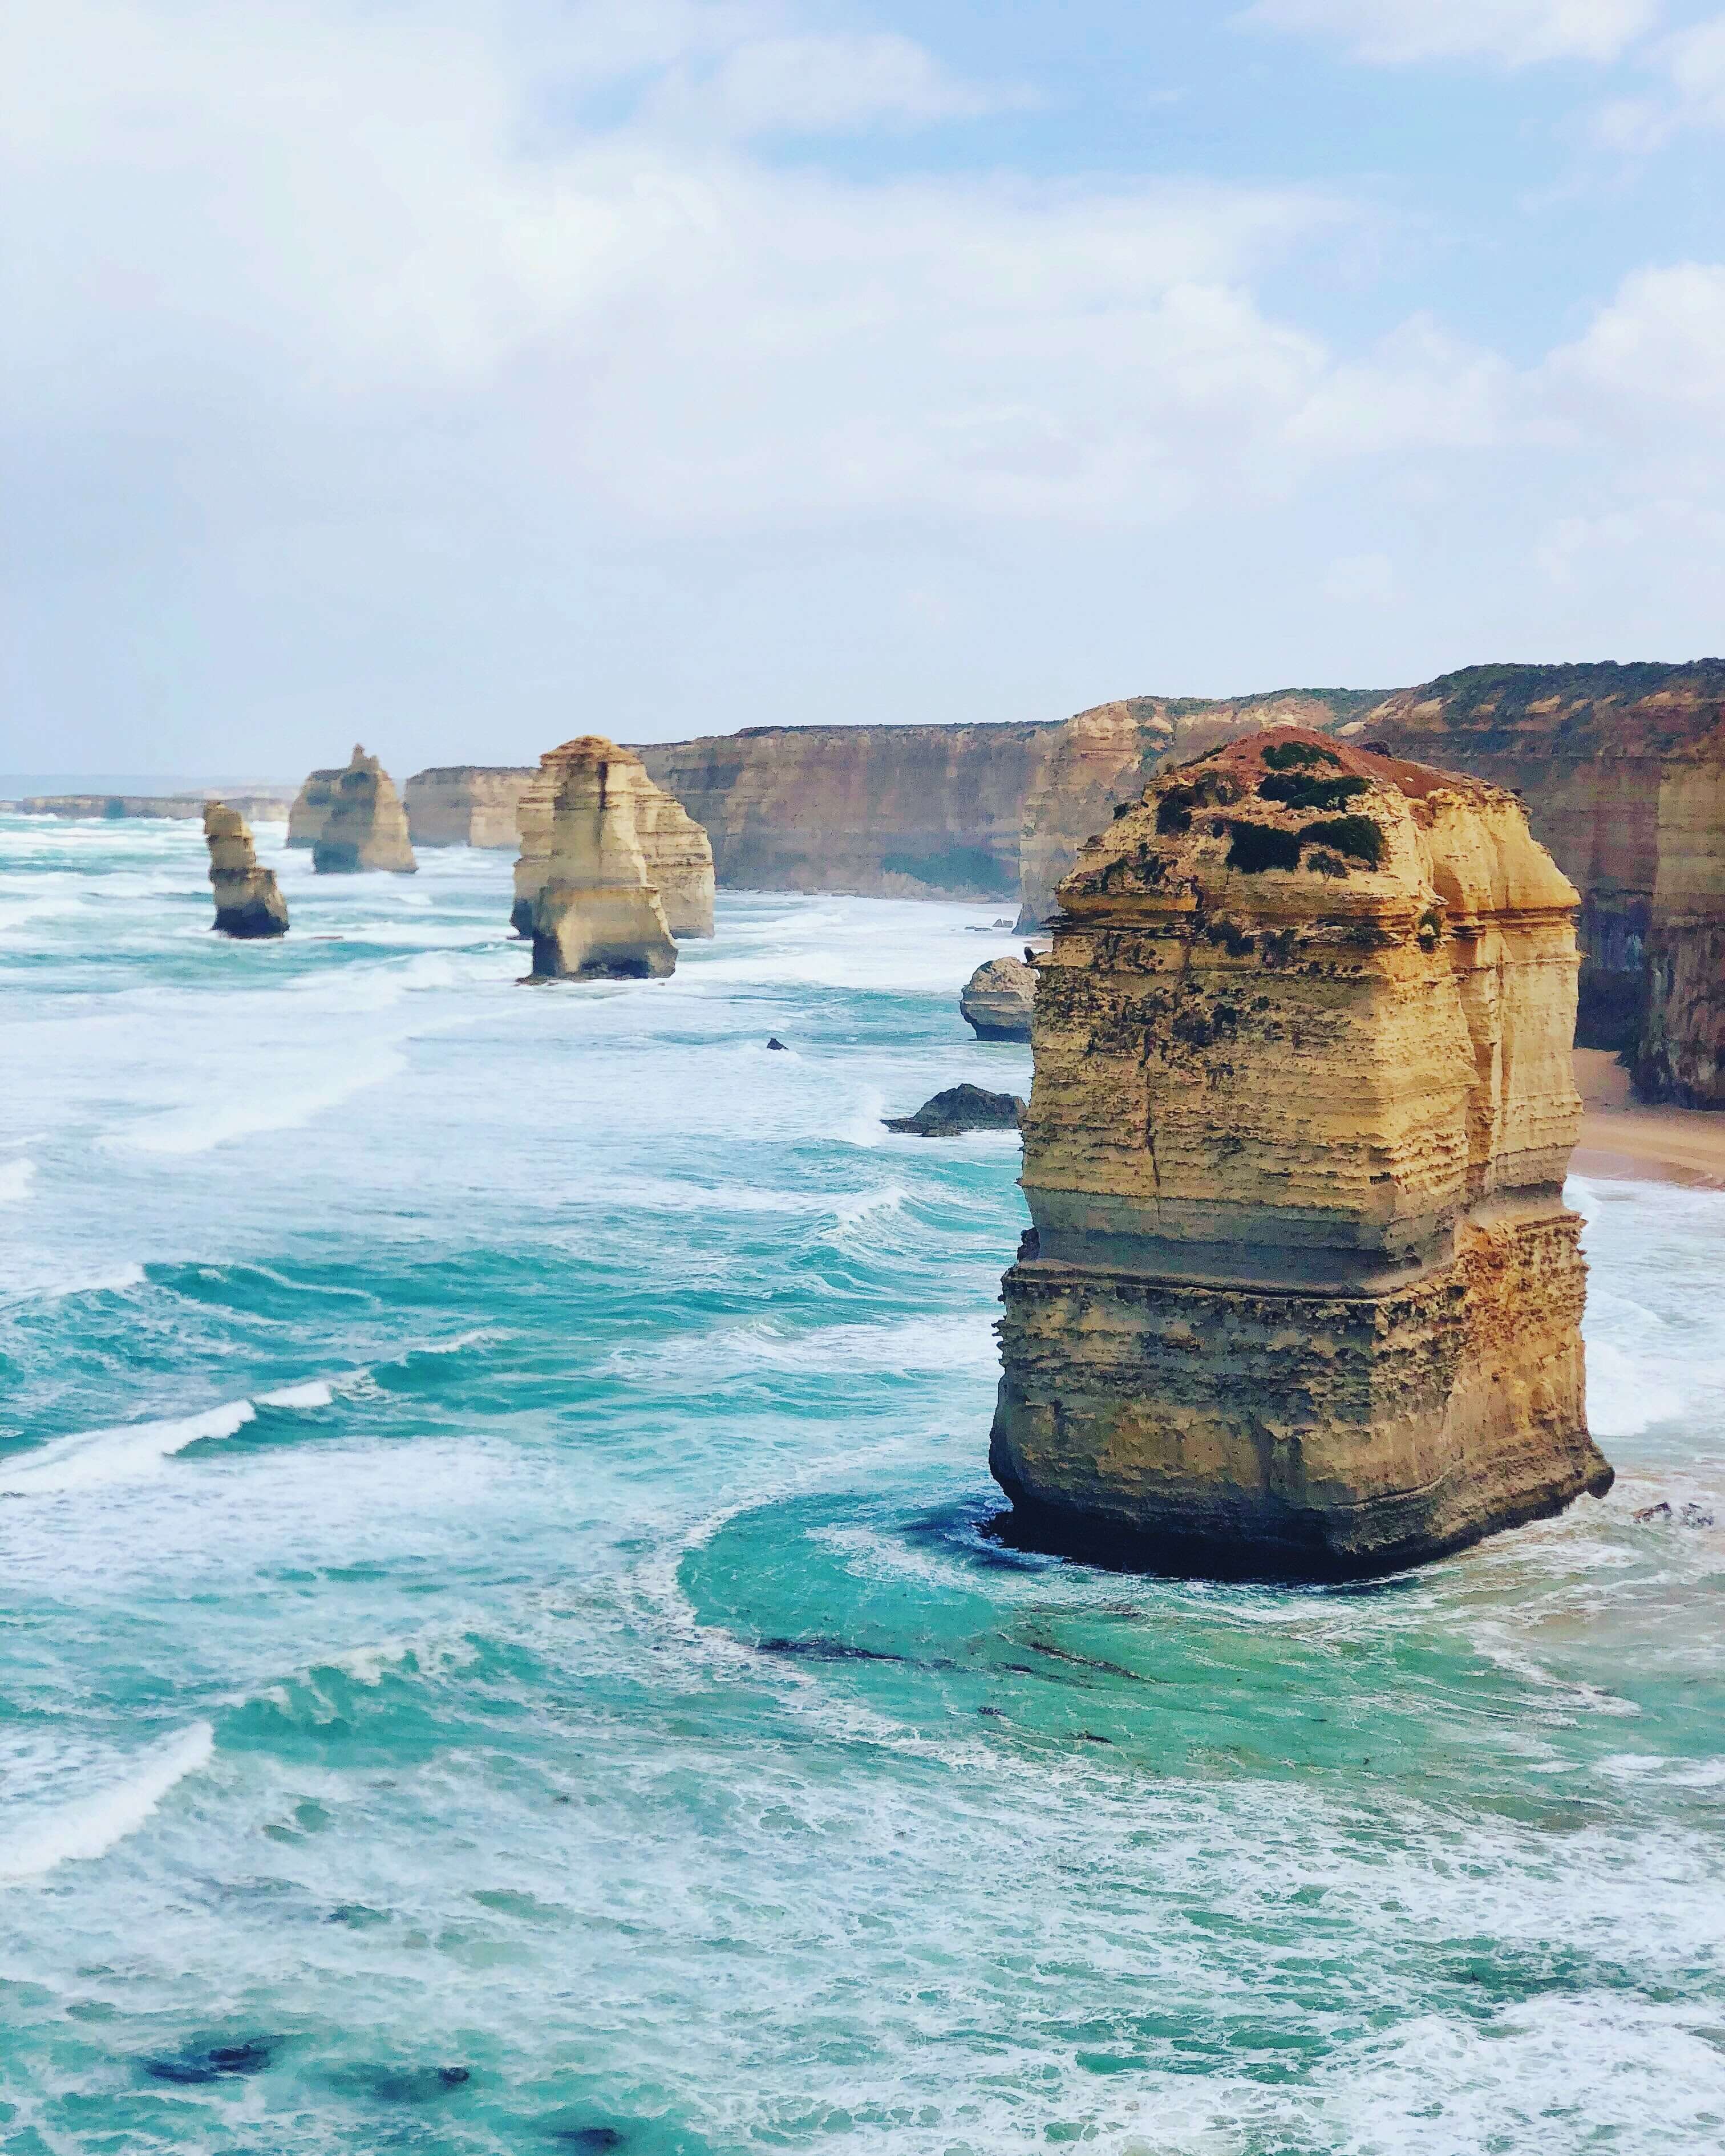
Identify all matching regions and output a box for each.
[5,0,1725,777]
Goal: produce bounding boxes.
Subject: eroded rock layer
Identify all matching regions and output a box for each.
[203,803,289,938]
[287,769,341,849]
[515,743,713,941]
[311,748,417,875]
[404,767,535,849]
[520,738,680,980]
[990,727,1613,1578]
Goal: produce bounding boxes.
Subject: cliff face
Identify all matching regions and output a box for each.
[1358,662,1725,1106]
[523,737,679,980]
[404,767,534,849]
[19,792,294,824]
[515,744,714,940]
[311,747,417,874]
[637,725,1055,899]
[203,803,289,938]
[990,727,1612,1578]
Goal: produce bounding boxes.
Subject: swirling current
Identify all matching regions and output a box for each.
[1,812,1722,2154]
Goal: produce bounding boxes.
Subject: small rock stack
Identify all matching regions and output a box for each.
[311,747,416,874]
[960,957,1035,1040]
[203,804,289,939]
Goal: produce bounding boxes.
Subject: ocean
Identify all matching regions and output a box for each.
[2,810,1722,2154]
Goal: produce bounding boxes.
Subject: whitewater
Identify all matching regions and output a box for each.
[2,810,1722,2154]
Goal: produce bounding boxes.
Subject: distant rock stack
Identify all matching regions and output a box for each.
[203,803,289,938]
[311,747,417,874]
[512,739,714,943]
[522,737,680,980]
[960,957,1035,1041]
[990,726,1614,1579]
[286,767,342,849]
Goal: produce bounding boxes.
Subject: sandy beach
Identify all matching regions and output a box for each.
[1573,1049,1725,1189]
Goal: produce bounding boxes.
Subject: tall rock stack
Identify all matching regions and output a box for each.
[311,747,417,874]
[990,727,1613,1579]
[203,803,289,938]
[521,737,681,980]
[513,739,714,942]
[286,767,342,849]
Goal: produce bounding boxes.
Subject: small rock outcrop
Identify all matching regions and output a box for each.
[884,1085,1025,1136]
[203,803,289,938]
[960,957,1036,1041]
[310,748,417,874]
[520,737,679,980]
[990,726,1614,1579]
[513,740,713,942]
[403,766,536,849]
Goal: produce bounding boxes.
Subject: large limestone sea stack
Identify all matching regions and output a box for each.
[990,727,1614,1578]
[513,737,715,949]
[203,803,288,938]
[517,737,689,980]
[310,748,416,874]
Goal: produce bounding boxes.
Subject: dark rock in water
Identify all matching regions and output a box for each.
[884,1084,1025,1137]
[1684,1502,1716,1527]
[143,2037,274,2084]
[551,2130,628,2151]
[766,1037,788,1051]
[756,1635,907,1664]
[332,2062,473,2105]
[1634,1501,1673,1522]
[1637,1498,1718,1526]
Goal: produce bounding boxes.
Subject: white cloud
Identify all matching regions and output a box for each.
[1545,261,1725,413]
[651,31,1027,135]
[1245,0,1659,66]
[1593,14,1725,143]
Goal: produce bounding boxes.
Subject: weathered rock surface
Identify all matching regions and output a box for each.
[960,957,1036,1041]
[884,1084,1025,1136]
[514,741,713,941]
[1358,662,1725,1107]
[403,766,535,849]
[203,803,289,938]
[990,726,1614,1579]
[310,748,417,874]
[287,768,342,848]
[520,737,680,980]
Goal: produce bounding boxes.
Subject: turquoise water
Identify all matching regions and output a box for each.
[2,813,1723,2155]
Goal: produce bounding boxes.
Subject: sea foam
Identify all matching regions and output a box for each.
[0,1723,213,1883]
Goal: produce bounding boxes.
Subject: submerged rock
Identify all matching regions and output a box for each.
[203,803,289,938]
[512,740,714,942]
[884,1084,1025,1136]
[521,738,679,980]
[960,957,1036,1041]
[990,725,1614,1579]
[310,748,416,874]
[142,2037,274,2084]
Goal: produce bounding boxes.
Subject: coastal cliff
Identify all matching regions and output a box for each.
[1359,662,1725,1107]
[203,804,289,938]
[18,791,293,823]
[515,743,714,940]
[311,748,416,874]
[522,737,679,980]
[990,727,1613,1578]
[404,767,535,849]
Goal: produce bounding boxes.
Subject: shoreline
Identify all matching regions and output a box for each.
[1572,1050,1725,1190]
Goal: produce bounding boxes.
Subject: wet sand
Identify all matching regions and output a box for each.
[1573,1049,1725,1189]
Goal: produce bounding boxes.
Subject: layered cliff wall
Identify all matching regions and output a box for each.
[18,792,294,823]
[990,728,1612,1578]
[404,767,535,849]
[1358,662,1725,1107]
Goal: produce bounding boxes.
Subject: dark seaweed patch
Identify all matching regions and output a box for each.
[756,1636,909,1664]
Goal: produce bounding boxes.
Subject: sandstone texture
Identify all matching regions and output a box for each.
[961,957,1036,1041]
[203,803,289,938]
[884,1084,1025,1136]
[519,737,681,980]
[310,748,417,874]
[287,768,341,848]
[515,741,713,942]
[990,726,1613,1579]
[403,766,535,849]
[1358,662,1725,1107]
